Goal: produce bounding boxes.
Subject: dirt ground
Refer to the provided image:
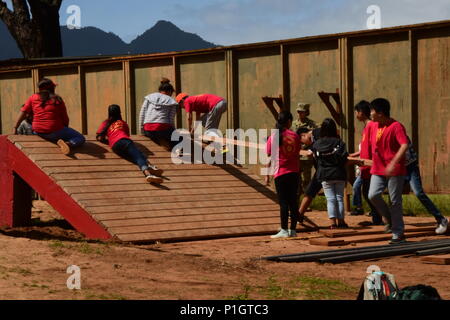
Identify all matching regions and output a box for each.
[0,201,448,300]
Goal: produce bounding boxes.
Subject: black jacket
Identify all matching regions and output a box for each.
[311,137,348,182]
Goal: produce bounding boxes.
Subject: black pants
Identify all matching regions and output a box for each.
[144,128,181,150]
[275,172,300,231]
[362,178,383,225]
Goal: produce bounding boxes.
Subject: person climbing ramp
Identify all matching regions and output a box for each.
[97,104,164,184]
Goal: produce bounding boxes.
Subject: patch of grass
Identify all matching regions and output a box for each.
[258,276,301,300]
[294,276,355,300]
[48,240,67,250]
[78,242,104,255]
[22,282,50,290]
[85,293,127,300]
[231,276,356,300]
[228,284,252,300]
[310,194,450,217]
[10,267,34,276]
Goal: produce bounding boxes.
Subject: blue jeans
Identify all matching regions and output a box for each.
[322,181,346,220]
[112,139,149,172]
[37,127,85,147]
[406,163,444,223]
[352,175,363,208]
[369,175,405,238]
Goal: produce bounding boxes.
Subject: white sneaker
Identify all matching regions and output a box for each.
[436,218,449,235]
[288,230,297,238]
[270,229,289,239]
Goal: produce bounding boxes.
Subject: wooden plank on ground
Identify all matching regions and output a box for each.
[310,231,438,246]
[421,255,450,265]
[320,225,437,238]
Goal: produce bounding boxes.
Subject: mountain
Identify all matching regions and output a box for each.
[0,20,22,60]
[0,20,218,61]
[61,26,129,57]
[129,20,216,54]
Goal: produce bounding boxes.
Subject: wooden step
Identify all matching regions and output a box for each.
[421,254,450,265]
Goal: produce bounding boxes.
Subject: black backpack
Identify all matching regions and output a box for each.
[389,285,442,300]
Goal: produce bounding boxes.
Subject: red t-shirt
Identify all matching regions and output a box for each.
[144,123,174,132]
[97,120,130,148]
[184,94,224,114]
[369,119,409,176]
[359,121,376,179]
[266,129,301,179]
[21,94,69,134]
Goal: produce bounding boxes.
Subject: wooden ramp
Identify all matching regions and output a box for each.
[0,135,284,243]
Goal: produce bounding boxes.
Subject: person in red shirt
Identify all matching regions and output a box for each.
[13,78,85,155]
[176,93,227,135]
[351,100,383,225]
[367,98,409,244]
[265,111,301,239]
[96,105,164,184]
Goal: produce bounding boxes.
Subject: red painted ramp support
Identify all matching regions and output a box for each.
[0,136,112,240]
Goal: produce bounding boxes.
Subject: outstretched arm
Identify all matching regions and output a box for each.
[13,111,28,134]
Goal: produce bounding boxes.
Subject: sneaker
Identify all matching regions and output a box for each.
[148,165,164,177]
[384,224,392,234]
[350,208,364,216]
[337,222,350,229]
[270,229,289,239]
[57,139,71,155]
[389,234,407,245]
[436,218,449,235]
[288,230,297,238]
[146,175,164,184]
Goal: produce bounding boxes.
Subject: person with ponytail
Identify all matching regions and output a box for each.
[14,78,85,155]
[97,105,164,184]
[265,111,301,239]
[139,78,180,151]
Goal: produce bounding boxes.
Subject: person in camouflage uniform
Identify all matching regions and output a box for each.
[293,103,318,197]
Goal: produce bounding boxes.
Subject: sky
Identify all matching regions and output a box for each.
[6,0,450,45]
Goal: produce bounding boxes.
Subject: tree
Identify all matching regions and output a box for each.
[0,0,63,58]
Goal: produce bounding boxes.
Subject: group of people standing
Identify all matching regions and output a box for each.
[267,99,448,243]
[14,77,228,184]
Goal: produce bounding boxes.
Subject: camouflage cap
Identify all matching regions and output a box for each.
[296,103,311,112]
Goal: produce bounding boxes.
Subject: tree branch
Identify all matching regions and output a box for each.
[0,1,15,24]
[12,0,30,21]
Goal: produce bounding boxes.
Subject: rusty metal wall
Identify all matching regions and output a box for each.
[0,71,33,134]
[288,40,341,129]
[417,27,450,193]
[237,47,282,131]
[351,33,412,153]
[0,21,449,192]
[40,67,82,133]
[84,63,125,134]
[179,53,228,133]
[133,59,174,130]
